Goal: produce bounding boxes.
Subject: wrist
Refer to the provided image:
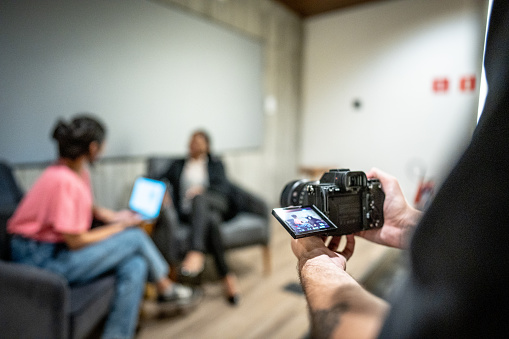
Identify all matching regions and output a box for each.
[299,250,348,279]
[117,220,129,230]
[402,205,422,228]
[399,206,422,248]
[300,255,357,309]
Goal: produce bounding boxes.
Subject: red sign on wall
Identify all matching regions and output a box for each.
[432,75,477,94]
[460,76,476,92]
[433,78,449,93]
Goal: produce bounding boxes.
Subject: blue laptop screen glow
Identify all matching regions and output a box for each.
[128,177,166,220]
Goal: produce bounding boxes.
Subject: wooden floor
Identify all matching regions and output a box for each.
[136,219,393,339]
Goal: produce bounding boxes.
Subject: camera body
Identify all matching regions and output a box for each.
[278,169,385,236]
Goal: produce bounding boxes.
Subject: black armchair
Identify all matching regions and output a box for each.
[0,161,116,339]
[146,156,272,274]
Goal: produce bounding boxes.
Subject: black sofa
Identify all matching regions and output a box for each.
[146,156,272,274]
[0,161,116,339]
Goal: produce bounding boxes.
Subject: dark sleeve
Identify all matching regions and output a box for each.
[379,2,509,337]
[160,159,184,214]
[207,156,232,198]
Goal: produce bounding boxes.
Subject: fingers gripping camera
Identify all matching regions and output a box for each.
[272,169,385,238]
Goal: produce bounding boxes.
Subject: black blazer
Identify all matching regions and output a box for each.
[161,154,233,220]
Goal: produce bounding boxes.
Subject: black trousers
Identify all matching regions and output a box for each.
[183,192,228,251]
[152,192,230,277]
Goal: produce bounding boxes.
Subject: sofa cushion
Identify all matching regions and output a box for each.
[69,275,116,339]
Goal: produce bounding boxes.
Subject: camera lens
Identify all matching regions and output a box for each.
[280,179,313,207]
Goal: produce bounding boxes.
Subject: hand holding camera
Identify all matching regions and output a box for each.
[272,169,385,239]
[357,168,423,249]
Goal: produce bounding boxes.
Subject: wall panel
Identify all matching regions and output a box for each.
[13,0,303,209]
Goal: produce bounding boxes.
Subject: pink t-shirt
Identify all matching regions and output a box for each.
[8,163,93,243]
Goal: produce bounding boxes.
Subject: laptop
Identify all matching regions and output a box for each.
[128,177,166,221]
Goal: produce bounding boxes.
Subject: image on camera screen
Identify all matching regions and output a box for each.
[272,205,338,239]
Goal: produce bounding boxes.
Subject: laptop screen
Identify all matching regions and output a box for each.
[128,177,166,220]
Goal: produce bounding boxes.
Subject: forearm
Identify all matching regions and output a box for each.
[63,222,126,250]
[299,254,389,339]
[93,205,118,223]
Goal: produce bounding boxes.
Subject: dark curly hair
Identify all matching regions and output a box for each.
[52,115,106,160]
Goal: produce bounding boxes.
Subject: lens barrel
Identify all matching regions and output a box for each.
[280,179,312,207]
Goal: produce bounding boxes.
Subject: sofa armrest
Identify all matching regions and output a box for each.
[0,205,16,260]
[0,261,69,339]
[221,213,270,249]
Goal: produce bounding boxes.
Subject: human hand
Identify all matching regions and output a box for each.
[291,235,355,271]
[114,210,143,227]
[162,191,173,207]
[127,214,144,227]
[355,168,422,249]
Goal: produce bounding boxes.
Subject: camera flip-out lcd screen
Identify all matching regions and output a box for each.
[272,205,338,239]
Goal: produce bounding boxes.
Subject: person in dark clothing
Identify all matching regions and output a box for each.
[158,130,240,305]
[291,1,509,338]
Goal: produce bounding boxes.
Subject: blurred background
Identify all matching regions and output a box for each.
[0,0,490,337]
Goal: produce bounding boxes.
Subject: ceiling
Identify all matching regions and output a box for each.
[272,0,385,18]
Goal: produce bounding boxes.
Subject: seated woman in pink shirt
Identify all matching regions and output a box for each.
[8,115,200,339]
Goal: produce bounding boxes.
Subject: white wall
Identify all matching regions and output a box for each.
[301,0,489,202]
[12,0,303,209]
[0,0,263,164]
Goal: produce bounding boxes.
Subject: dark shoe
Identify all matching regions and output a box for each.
[223,273,240,306]
[227,294,240,306]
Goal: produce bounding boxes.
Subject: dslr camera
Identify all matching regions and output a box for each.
[272,169,385,238]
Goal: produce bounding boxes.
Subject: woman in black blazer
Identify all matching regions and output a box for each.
[160,130,239,304]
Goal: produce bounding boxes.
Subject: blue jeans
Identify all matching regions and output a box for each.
[11,228,169,339]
